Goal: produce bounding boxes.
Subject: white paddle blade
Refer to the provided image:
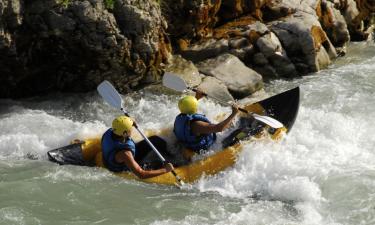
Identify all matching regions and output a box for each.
[97,80,123,109]
[162,72,188,92]
[253,113,284,129]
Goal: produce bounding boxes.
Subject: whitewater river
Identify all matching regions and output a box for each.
[1,42,375,225]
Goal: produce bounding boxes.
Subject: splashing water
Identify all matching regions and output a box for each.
[0,43,375,225]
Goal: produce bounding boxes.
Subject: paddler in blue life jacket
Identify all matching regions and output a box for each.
[101,116,174,179]
[174,91,239,156]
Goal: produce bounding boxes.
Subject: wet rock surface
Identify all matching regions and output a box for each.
[0,0,170,98]
[1,0,375,99]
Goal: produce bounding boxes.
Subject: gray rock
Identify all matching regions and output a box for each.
[342,0,360,29]
[114,0,167,57]
[245,21,269,35]
[271,11,336,73]
[181,38,229,62]
[320,0,350,47]
[46,10,76,31]
[253,65,279,79]
[256,31,297,77]
[316,45,331,70]
[3,0,23,29]
[0,0,171,98]
[197,53,263,98]
[165,55,202,88]
[197,76,234,103]
[229,37,249,49]
[253,52,269,66]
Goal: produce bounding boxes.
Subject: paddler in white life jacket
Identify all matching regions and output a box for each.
[173,91,239,155]
[101,116,174,179]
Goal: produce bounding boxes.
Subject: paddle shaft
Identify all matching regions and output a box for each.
[162,72,283,128]
[191,88,250,114]
[97,80,183,185]
[121,109,183,184]
[127,117,166,161]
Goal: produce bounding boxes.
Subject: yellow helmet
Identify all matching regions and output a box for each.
[178,96,198,114]
[112,116,134,136]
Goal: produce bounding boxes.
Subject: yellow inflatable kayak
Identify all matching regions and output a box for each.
[47,87,299,185]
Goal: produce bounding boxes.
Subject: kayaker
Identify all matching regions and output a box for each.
[174,91,239,155]
[101,116,174,179]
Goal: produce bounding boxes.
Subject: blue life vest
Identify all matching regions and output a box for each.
[173,113,216,152]
[101,128,136,172]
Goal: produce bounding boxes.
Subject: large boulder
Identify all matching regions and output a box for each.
[197,54,263,98]
[348,0,375,40]
[317,0,350,49]
[255,31,297,78]
[0,0,171,98]
[161,0,221,44]
[271,10,337,73]
[164,55,234,102]
[180,38,229,63]
[165,55,202,88]
[197,76,234,103]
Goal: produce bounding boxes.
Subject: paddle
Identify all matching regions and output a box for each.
[97,80,184,186]
[163,72,284,129]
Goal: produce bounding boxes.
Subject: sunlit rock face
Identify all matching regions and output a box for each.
[162,0,373,81]
[0,0,170,98]
[197,53,263,98]
[1,0,375,98]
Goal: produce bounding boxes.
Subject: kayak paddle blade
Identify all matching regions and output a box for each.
[252,113,284,129]
[97,80,123,110]
[163,72,188,92]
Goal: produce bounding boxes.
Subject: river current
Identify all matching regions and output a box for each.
[0,42,374,225]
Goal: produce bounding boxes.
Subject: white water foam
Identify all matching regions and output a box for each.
[1,43,375,224]
[0,105,106,160]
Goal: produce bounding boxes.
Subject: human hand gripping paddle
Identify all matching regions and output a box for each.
[163,72,284,129]
[97,80,184,186]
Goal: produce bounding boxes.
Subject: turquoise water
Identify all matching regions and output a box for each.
[0,42,374,225]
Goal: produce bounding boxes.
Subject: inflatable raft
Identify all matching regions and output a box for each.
[47,87,300,185]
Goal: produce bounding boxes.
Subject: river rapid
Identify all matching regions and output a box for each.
[1,42,375,225]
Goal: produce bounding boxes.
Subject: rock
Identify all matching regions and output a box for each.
[46,10,76,32]
[253,64,279,80]
[197,53,263,98]
[229,37,249,49]
[252,52,269,66]
[318,0,350,47]
[271,11,337,73]
[218,0,294,22]
[2,0,23,29]
[2,0,375,98]
[246,21,269,35]
[316,45,331,70]
[161,0,221,41]
[341,0,365,41]
[256,31,297,77]
[165,55,202,88]
[229,46,253,61]
[197,76,234,103]
[181,38,229,62]
[0,0,171,98]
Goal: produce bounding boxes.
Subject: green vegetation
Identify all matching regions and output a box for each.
[59,0,114,10]
[60,0,70,8]
[104,0,114,10]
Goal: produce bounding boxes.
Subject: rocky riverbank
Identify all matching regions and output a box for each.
[1,0,374,99]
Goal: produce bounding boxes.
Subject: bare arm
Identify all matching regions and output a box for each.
[191,105,240,135]
[115,150,173,179]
